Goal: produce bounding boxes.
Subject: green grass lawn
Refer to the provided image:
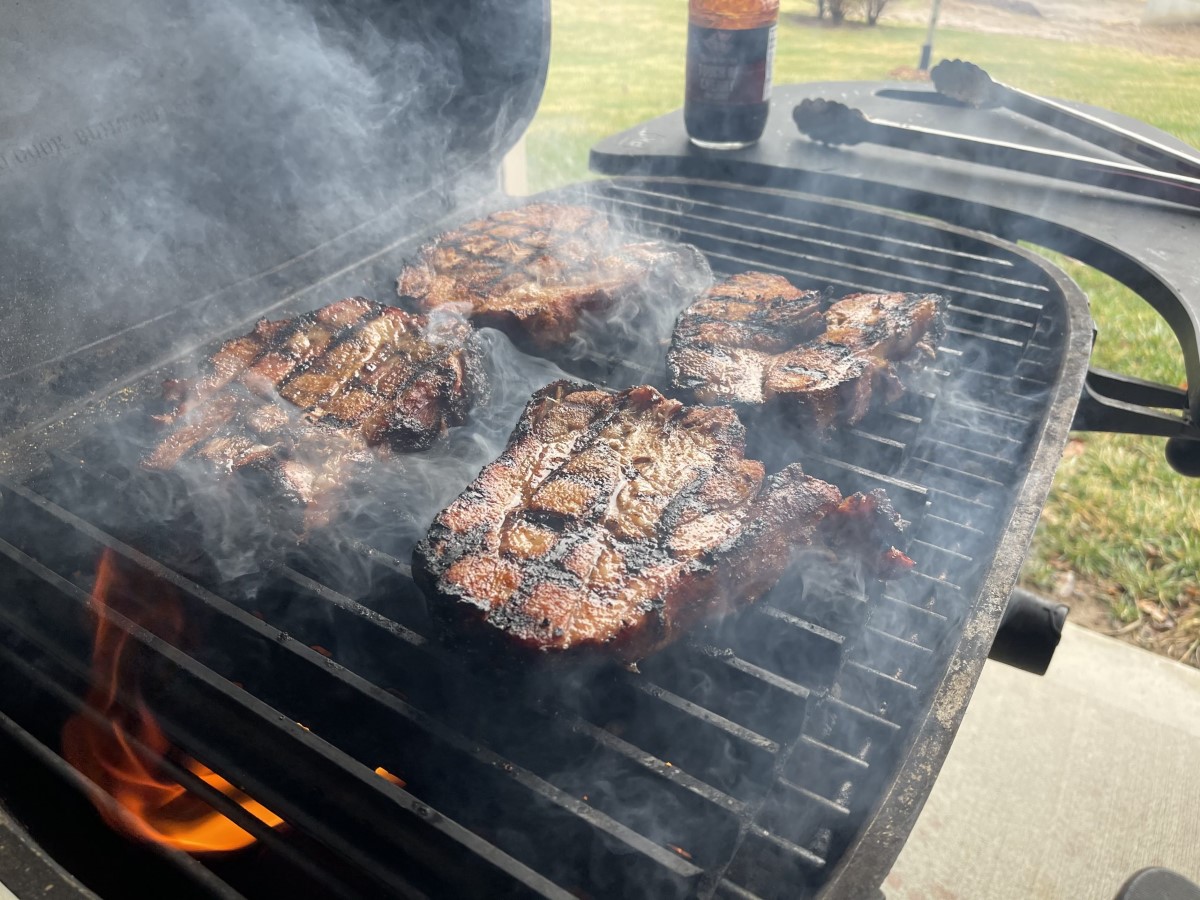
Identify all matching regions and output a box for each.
[525,0,1200,658]
[527,1,1200,191]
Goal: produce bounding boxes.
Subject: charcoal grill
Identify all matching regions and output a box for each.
[2,3,1192,899]
[0,175,1089,899]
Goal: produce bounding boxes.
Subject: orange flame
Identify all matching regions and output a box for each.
[62,549,283,853]
[374,766,407,789]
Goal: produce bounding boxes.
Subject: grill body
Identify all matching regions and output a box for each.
[0,177,1090,898]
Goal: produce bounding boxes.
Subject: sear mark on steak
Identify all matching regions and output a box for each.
[414,380,912,664]
[666,272,826,405]
[668,272,947,430]
[143,298,486,520]
[396,203,712,367]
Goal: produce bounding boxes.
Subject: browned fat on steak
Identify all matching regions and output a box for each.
[397,203,710,353]
[668,272,947,429]
[143,298,485,510]
[414,380,912,663]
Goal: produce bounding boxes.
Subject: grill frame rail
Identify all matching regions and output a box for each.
[0,178,1092,899]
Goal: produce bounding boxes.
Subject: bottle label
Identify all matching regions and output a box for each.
[686,23,776,106]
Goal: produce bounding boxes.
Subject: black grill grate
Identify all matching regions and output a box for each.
[0,177,1084,899]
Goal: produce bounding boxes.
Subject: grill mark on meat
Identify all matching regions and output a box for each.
[143,299,486,519]
[396,203,712,359]
[415,381,911,663]
[164,298,378,420]
[142,393,242,470]
[669,273,947,429]
[357,350,475,451]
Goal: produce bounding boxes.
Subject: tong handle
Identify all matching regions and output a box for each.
[932,59,1200,180]
[883,122,1200,213]
[1001,88,1200,182]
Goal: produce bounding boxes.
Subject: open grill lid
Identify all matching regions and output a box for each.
[0,0,549,397]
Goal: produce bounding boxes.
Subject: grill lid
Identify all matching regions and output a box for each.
[0,0,549,384]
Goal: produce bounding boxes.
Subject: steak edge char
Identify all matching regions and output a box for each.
[144,298,486,510]
[396,203,712,362]
[414,380,912,664]
[668,272,947,430]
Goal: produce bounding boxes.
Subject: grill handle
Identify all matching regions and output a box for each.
[1072,369,1200,476]
[1115,868,1200,900]
[987,588,1069,675]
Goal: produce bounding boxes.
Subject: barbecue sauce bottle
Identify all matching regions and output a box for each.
[685,0,780,149]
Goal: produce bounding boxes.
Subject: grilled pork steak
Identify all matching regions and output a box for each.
[144,298,485,513]
[414,380,912,663]
[668,273,947,429]
[396,203,711,362]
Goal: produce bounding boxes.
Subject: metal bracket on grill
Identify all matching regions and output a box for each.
[1073,368,1192,436]
[1072,369,1200,475]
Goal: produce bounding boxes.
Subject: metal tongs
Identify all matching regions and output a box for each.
[930,59,1200,181]
[792,70,1200,212]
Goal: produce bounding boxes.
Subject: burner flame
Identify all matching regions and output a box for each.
[61,549,283,853]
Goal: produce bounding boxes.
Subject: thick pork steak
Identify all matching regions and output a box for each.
[144,298,485,513]
[415,380,911,663]
[397,203,711,361]
[669,273,946,430]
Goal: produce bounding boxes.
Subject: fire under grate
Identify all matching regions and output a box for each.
[0,177,1086,900]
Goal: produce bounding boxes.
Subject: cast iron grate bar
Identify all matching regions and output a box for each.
[590,182,1039,278]
[592,184,1054,312]
[270,562,784,808]
[602,198,1050,303]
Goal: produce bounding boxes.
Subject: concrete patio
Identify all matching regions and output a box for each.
[886,622,1200,900]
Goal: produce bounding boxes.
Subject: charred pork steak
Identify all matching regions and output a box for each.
[668,273,947,429]
[414,380,912,663]
[144,298,485,512]
[396,203,711,365]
